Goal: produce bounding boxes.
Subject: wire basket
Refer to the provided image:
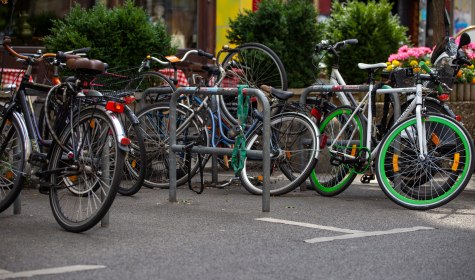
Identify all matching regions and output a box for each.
[389,65,455,90]
[89,67,141,97]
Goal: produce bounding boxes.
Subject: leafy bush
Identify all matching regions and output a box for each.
[43,0,175,69]
[227,0,322,88]
[323,0,409,84]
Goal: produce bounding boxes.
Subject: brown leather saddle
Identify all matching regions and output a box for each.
[66,58,107,76]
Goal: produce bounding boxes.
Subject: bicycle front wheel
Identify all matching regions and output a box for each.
[376,114,474,210]
[0,111,27,213]
[48,108,125,232]
[219,43,287,124]
[136,103,209,188]
[309,106,366,196]
[241,112,319,196]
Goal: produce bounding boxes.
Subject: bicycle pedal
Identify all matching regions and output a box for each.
[330,154,344,166]
[38,182,50,195]
[29,152,48,166]
[360,174,375,184]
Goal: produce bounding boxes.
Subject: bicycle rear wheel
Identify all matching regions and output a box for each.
[309,106,366,196]
[136,103,209,188]
[118,117,147,196]
[376,114,474,210]
[0,111,27,213]
[219,43,287,124]
[48,108,125,232]
[241,112,319,196]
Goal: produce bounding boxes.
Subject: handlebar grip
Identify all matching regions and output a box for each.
[3,36,11,46]
[344,39,358,45]
[72,47,90,54]
[198,50,215,59]
[419,61,432,74]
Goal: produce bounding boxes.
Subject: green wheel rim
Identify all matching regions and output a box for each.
[378,115,471,205]
[310,108,364,193]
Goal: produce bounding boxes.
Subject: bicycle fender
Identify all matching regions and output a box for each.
[12,111,32,177]
[105,110,130,153]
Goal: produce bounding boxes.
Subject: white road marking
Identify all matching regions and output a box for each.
[256,217,435,243]
[0,270,10,275]
[305,226,434,243]
[0,265,106,279]
[256,217,365,234]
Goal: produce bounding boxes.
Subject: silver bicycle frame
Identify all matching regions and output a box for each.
[328,83,428,162]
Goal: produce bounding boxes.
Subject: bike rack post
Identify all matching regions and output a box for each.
[101,140,110,227]
[13,195,20,214]
[169,87,271,212]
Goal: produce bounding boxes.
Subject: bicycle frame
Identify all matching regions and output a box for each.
[327,80,429,163]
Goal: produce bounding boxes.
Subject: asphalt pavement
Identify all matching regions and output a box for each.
[0,175,474,280]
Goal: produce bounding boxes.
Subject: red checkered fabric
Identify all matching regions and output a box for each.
[1,68,32,90]
[158,68,189,87]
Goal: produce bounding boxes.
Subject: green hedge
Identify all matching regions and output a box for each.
[323,0,409,84]
[43,0,175,69]
[226,0,323,88]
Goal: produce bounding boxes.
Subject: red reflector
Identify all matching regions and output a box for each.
[120,137,131,146]
[438,94,449,101]
[124,96,136,104]
[105,101,125,113]
[455,115,462,122]
[311,107,322,121]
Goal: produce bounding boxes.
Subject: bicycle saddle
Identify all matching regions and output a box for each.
[260,85,294,100]
[66,58,107,75]
[358,63,387,70]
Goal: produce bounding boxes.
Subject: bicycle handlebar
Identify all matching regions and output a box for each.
[315,39,358,54]
[2,36,81,63]
[419,61,451,93]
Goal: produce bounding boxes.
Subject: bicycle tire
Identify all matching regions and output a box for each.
[219,43,288,125]
[240,112,319,196]
[376,113,474,210]
[128,71,176,109]
[0,110,27,213]
[118,115,147,196]
[136,103,209,188]
[309,106,366,196]
[48,108,125,232]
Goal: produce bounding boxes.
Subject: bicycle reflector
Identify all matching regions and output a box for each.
[438,94,450,101]
[120,137,131,146]
[311,107,322,121]
[105,101,125,113]
[124,96,136,104]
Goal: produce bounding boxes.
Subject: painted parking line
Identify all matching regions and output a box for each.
[256,217,435,243]
[0,265,106,279]
[305,226,434,243]
[256,217,365,234]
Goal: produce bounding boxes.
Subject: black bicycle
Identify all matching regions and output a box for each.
[0,37,129,232]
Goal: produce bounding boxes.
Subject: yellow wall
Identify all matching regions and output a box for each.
[215,0,253,54]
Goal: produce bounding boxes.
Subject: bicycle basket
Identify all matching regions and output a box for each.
[390,68,415,88]
[389,64,455,90]
[89,67,140,97]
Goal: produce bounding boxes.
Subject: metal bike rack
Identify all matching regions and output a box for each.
[169,87,271,212]
[298,85,401,120]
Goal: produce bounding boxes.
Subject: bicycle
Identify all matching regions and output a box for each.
[307,37,469,196]
[134,44,289,189]
[305,59,474,210]
[0,37,129,232]
[154,84,319,195]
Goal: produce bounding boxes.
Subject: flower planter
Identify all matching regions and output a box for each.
[452,83,475,101]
